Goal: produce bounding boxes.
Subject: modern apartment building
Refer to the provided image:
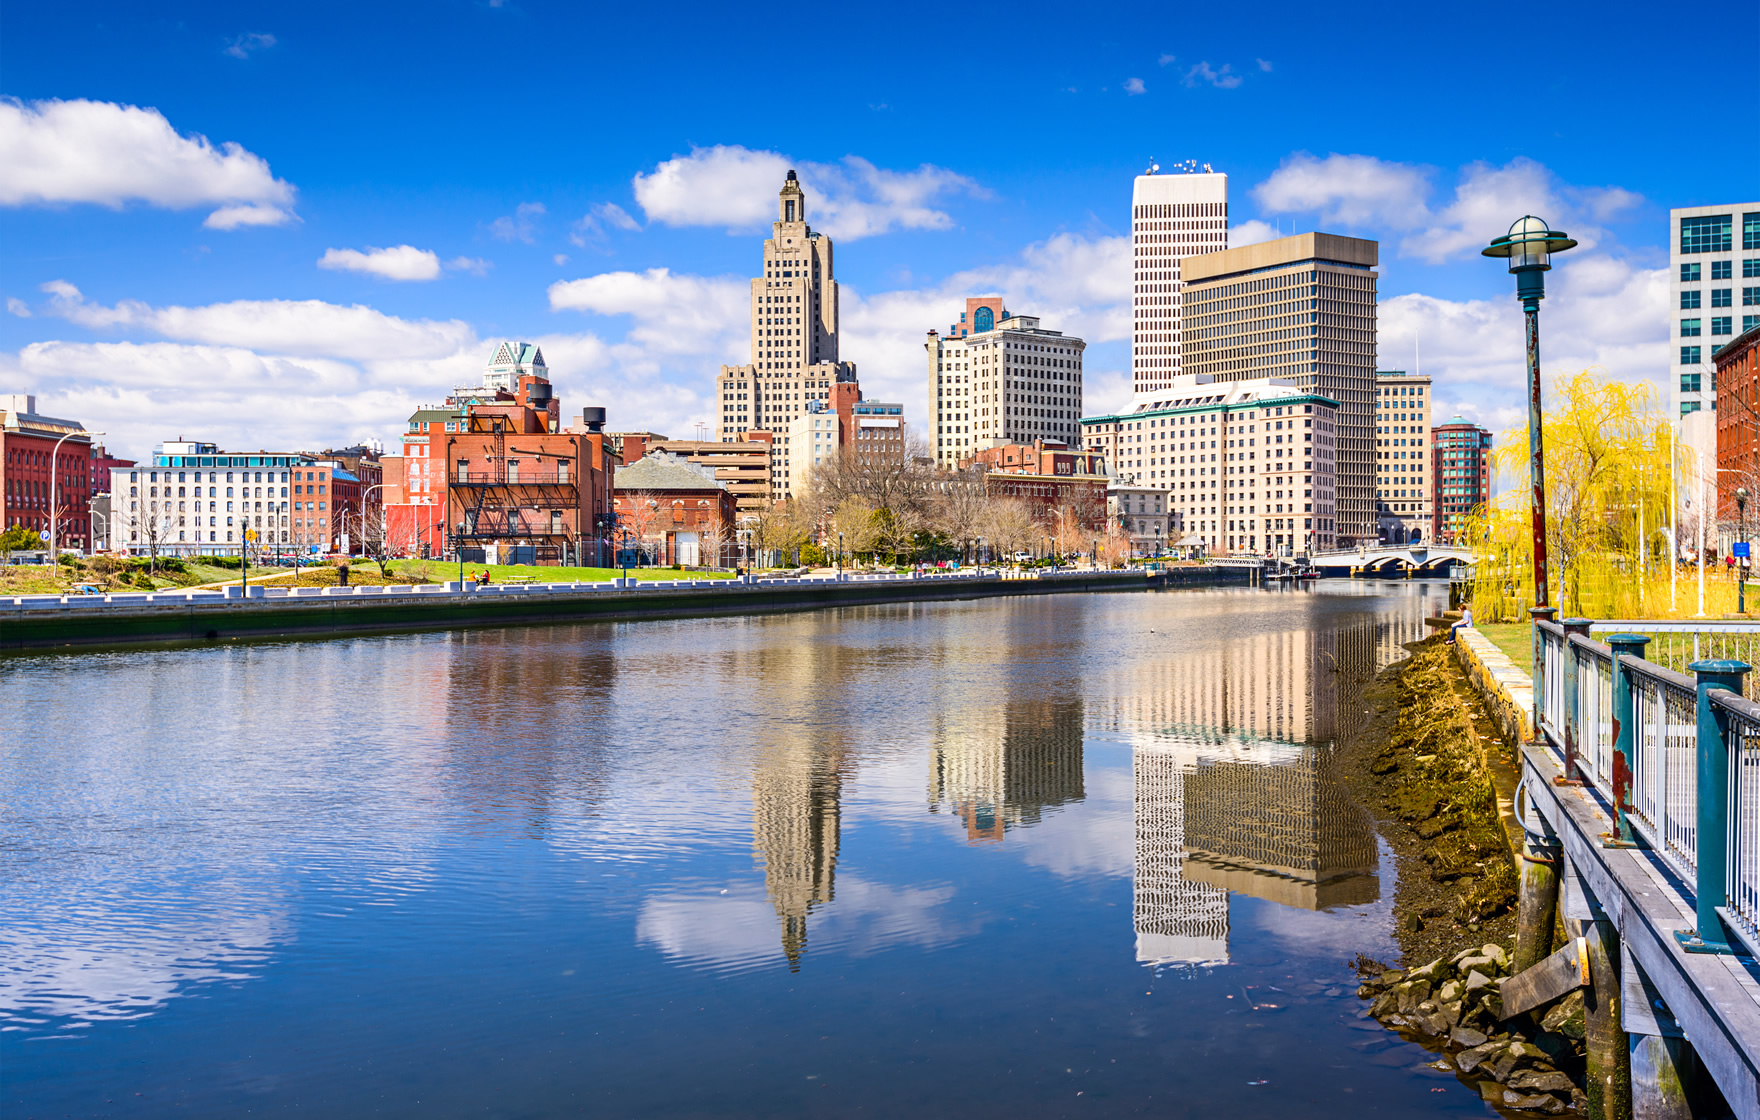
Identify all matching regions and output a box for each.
[1671,203,1760,417]
[1181,232,1379,547]
[1081,373,1339,557]
[2,393,95,551]
[925,297,1084,469]
[1130,165,1228,399]
[1430,418,1491,545]
[716,170,858,447]
[1373,370,1431,544]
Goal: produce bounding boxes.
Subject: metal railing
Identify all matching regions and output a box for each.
[1533,618,1760,955]
[451,471,574,486]
[1588,621,1760,700]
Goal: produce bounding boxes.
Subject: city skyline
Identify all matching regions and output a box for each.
[2,0,1753,462]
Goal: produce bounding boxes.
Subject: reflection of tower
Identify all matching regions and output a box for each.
[929,700,1085,842]
[1132,743,1230,964]
[751,742,844,969]
[1181,747,1380,909]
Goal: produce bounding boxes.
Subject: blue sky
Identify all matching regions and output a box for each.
[3,0,1755,459]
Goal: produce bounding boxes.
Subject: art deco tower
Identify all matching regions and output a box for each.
[715,171,857,443]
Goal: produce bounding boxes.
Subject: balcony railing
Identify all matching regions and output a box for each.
[1535,618,1760,955]
[451,471,574,486]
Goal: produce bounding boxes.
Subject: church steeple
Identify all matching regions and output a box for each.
[779,169,804,225]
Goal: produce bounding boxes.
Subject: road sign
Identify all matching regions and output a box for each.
[244,529,257,542]
[1735,541,1750,559]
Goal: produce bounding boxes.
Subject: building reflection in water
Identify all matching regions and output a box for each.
[751,740,847,969]
[928,700,1085,842]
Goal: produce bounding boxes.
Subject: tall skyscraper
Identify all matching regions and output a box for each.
[716,170,857,444]
[1373,369,1431,544]
[1182,233,1380,547]
[925,297,1085,469]
[1670,203,1760,418]
[1130,165,1229,399]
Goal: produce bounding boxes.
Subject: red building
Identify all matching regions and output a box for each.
[89,444,136,494]
[2,393,95,551]
[1430,417,1492,544]
[384,342,618,565]
[1716,325,1760,519]
[612,453,739,566]
[969,439,1107,526]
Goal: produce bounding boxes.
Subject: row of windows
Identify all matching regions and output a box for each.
[1681,260,1742,282]
[1681,289,1736,308]
[1681,317,1739,336]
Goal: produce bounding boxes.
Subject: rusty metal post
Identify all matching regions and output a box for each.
[1606,634,1650,845]
[1525,295,1550,611]
[1563,617,1593,782]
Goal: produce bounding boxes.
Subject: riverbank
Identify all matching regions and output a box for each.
[1,565,1248,651]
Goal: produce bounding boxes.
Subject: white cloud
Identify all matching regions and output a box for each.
[6,297,29,318]
[1184,62,1241,89]
[489,201,545,243]
[548,268,751,362]
[41,281,473,360]
[0,98,296,228]
[1252,152,1432,228]
[1253,153,1642,264]
[630,145,983,240]
[569,201,642,245]
[223,32,276,59]
[318,244,442,282]
[1256,58,1274,72]
[446,256,491,276]
[1157,53,1177,66]
[552,253,568,266]
[1124,77,1146,95]
[1228,219,1281,248]
[1377,255,1669,436]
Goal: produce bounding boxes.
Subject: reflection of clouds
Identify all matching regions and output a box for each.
[1011,766,1134,879]
[1236,835,1400,962]
[0,904,289,1025]
[636,876,969,973]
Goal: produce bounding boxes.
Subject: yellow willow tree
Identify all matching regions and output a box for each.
[1466,369,1683,621]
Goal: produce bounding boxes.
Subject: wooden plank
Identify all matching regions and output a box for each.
[1501,938,1588,1018]
[1622,943,1687,1040]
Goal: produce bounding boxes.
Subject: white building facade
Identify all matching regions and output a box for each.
[1374,369,1432,544]
[1672,203,1760,417]
[926,296,1084,470]
[111,441,312,557]
[1131,166,1229,400]
[1082,374,1339,557]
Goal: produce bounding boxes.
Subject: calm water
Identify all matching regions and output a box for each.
[0,583,1496,1118]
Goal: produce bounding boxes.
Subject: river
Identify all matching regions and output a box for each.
[2,581,1500,1117]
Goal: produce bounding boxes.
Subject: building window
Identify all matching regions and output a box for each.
[1712,288,1733,308]
[1745,259,1760,278]
[1712,260,1734,280]
[1682,215,1733,254]
[1682,290,1701,309]
[1682,373,1702,393]
[1681,318,1701,337]
[1682,262,1702,282]
[1746,212,1760,251]
[1681,346,1701,365]
[1712,317,1733,336]
[1745,287,1760,307]
[1746,315,1760,332]
[1682,401,1701,416]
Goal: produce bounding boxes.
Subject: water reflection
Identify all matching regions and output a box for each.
[752,737,848,967]
[929,699,1085,842]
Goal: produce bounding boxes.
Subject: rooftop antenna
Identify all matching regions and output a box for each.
[1146,157,1159,174]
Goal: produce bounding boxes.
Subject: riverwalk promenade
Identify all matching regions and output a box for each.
[1,565,1246,650]
[1455,620,1760,1118]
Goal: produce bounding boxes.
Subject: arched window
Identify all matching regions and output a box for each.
[973,306,995,333]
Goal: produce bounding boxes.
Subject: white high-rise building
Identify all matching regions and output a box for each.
[925,296,1084,470]
[1131,164,1229,399]
[1670,203,1760,418]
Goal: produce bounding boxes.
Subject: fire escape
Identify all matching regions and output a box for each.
[448,415,581,559]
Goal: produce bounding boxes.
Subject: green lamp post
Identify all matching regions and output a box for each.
[1482,216,1578,613]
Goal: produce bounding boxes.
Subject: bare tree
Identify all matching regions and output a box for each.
[617,489,665,563]
[832,496,881,564]
[979,499,1036,562]
[930,468,989,561]
[757,500,812,565]
[696,512,731,570]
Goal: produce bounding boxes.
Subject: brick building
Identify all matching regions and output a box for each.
[384,342,618,565]
[1716,325,1760,519]
[612,453,738,566]
[1430,417,1492,544]
[113,441,315,558]
[2,393,96,551]
[966,439,1108,526]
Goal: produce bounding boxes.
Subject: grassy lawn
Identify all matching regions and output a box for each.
[1,560,301,595]
[1473,622,1533,675]
[385,560,734,584]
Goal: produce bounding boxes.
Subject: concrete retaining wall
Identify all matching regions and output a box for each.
[1452,626,1533,748]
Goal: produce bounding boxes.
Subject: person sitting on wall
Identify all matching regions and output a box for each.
[478,570,491,585]
[1447,604,1474,645]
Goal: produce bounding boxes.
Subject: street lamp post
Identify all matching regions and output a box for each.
[48,429,102,560]
[837,531,844,574]
[1739,487,1749,614]
[1484,216,1577,742]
